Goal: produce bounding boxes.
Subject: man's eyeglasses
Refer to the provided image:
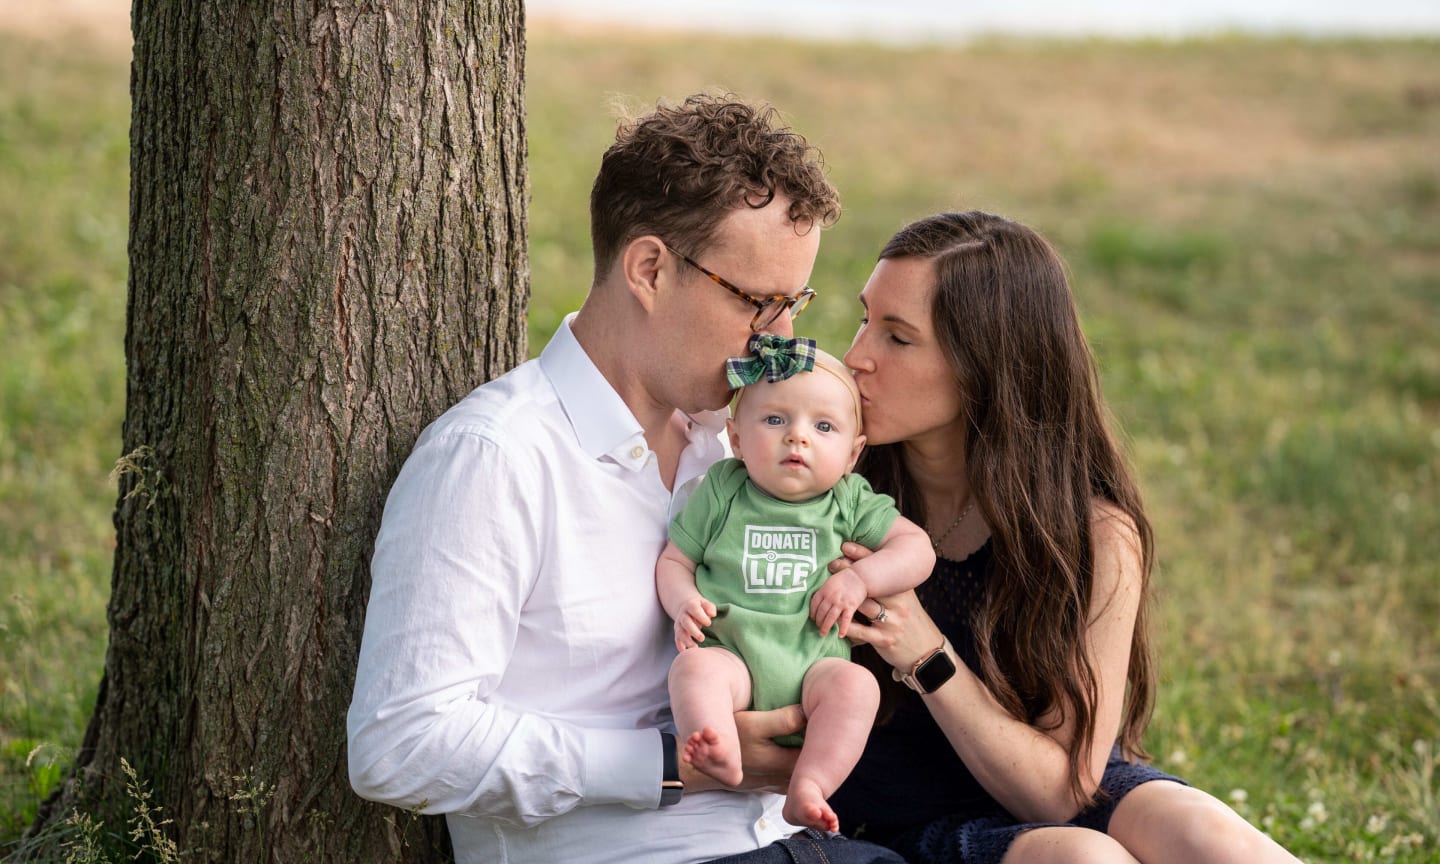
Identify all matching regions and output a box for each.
[665,243,816,332]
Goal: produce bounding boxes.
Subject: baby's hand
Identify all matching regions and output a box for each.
[810,569,866,638]
[674,596,718,651]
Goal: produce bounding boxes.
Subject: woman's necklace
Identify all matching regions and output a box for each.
[927,500,975,553]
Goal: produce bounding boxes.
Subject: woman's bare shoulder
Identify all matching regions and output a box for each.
[1089,499,1139,547]
[1088,498,1144,597]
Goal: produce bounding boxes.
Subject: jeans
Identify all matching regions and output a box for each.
[703,830,908,864]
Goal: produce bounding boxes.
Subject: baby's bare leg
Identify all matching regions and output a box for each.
[668,647,752,786]
[782,658,880,833]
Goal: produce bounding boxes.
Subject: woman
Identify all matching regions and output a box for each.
[827,212,1301,864]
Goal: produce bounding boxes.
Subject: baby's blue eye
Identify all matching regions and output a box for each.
[763,415,784,426]
[816,421,834,433]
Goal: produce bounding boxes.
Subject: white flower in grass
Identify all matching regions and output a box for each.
[1228,788,1248,804]
[1365,813,1388,834]
[1307,800,1327,823]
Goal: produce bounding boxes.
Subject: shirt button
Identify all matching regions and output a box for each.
[757,817,768,830]
[630,446,644,459]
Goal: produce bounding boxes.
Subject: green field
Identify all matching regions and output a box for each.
[2,21,1438,862]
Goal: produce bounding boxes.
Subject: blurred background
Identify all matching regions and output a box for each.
[527,0,1440,41]
[1,2,1437,861]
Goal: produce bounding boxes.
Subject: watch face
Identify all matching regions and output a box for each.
[915,649,957,693]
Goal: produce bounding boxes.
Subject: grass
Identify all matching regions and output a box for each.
[0,31,129,846]
[3,20,1439,862]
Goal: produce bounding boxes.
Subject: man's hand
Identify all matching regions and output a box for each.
[810,568,866,637]
[678,704,804,793]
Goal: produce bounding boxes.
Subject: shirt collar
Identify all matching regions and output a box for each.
[540,314,730,466]
[540,313,642,461]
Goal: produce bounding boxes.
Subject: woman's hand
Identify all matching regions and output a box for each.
[830,540,946,672]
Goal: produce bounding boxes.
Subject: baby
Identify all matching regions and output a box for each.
[657,336,935,832]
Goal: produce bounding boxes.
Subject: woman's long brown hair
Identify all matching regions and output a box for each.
[855,211,1156,806]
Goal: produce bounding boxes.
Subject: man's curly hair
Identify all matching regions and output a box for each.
[589,94,841,281]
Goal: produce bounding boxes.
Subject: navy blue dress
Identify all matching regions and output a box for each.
[830,542,1183,864]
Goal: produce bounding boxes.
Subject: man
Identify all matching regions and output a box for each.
[348,95,901,863]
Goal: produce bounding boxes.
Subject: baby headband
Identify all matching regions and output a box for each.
[725,333,816,389]
[726,334,862,428]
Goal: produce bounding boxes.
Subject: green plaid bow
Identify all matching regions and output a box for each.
[725,334,817,389]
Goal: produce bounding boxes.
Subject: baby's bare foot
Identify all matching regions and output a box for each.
[782,777,839,833]
[683,727,742,786]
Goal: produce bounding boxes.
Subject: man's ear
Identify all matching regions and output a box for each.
[847,434,867,473]
[726,416,744,461]
[620,236,668,313]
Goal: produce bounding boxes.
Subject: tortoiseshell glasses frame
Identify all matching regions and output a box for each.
[664,243,816,332]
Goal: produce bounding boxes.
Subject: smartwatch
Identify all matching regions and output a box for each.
[893,639,958,695]
[660,732,684,806]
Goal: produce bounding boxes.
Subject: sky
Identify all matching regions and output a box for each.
[524,0,1440,42]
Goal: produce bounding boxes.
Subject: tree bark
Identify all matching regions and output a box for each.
[26,1,527,860]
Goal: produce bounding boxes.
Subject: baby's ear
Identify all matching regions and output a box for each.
[847,434,866,473]
[726,417,744,460]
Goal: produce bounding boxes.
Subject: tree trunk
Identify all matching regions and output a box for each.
[26,1,527,860]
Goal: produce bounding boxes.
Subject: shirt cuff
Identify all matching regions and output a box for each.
[582,727,663,809]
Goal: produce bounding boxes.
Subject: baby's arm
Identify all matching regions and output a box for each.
[847,514,933,595]
[811,515,934,637]
[657,541,718,651]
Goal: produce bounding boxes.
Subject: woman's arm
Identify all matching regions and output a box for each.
[845,503,1143,822]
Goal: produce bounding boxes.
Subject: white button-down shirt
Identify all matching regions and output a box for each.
[348,315,789,863]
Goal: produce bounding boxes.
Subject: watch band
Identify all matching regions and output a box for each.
[893,639,958,695]
[659,732,684,806]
